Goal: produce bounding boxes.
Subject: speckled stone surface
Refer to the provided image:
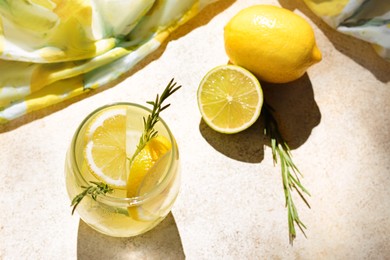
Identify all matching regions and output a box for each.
[1,1,390,259]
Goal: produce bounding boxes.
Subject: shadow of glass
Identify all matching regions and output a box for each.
[278,0,390,83]
[77,213,185,259]
[199,116,265,163]
[261,73,321,149]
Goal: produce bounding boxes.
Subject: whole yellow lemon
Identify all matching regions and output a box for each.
[224,5,322,83]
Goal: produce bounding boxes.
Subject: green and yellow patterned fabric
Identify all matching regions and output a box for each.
[304,0,390,60]
[0,0,217,123]
[1,1,389,123]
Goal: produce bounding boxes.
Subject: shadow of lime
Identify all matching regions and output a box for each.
[199,72,321,162]
[261,73,321,150]
[199,117,265,163]
[77,213,185,259]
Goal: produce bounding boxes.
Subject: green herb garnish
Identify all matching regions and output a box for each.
[70,78,181,215]
[71,181,113,215]
[263,104,311,244]
[129,78,181,164]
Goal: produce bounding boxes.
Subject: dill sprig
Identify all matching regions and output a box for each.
[129,78,181,163]
[70,78,181,215]
[263,104,311,244]
[71,181,113,215]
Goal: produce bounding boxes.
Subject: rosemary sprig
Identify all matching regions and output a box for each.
[71,181,113,215]
[263,104,311,244]
[129,78,181,163]
[70,79,181,214]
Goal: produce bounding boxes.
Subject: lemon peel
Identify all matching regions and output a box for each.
[224,5,322,83]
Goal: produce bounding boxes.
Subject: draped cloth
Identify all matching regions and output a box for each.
[1,1,389,123]
[304,0,390,60]
[0,0,218,123]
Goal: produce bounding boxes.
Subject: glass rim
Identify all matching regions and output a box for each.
[70,102,178,206]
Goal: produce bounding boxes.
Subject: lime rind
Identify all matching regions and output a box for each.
[197,65,263,134]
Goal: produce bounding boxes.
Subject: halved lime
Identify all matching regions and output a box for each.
[197,65,263,134]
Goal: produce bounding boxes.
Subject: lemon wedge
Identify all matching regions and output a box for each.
[126,136,172,221]
[126,135,171,198]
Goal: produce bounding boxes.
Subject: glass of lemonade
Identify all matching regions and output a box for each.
[65,102,180,237]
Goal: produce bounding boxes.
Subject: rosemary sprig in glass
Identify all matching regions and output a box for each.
[129,78,181,164]
[263,103,311,244]
[71,181,113,215]
[70,78,181,215]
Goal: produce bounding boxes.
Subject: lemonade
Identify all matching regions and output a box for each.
[65,103,180,237]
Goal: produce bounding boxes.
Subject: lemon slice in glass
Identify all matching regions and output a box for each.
[129,150,173,221]
[126,135,171,198]
[197,65,263,134]
[127,136,171,221]
[83,104,171,198]
[84,106,129,189]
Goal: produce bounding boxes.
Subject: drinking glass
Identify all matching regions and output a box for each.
[65,103,180,237]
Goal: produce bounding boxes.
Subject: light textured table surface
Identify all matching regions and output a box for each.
[1,0,390,259]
